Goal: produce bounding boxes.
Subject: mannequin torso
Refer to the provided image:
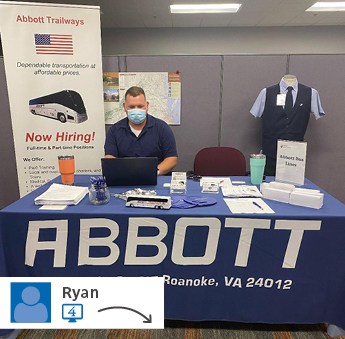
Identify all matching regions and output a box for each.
[282,74,297,86]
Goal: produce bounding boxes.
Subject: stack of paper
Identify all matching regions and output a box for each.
[34,183,89,205]
[200,177,232,187]
[224,198,274,214]
[221,185,262,198]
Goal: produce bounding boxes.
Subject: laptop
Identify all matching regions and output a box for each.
[101,157,158,186]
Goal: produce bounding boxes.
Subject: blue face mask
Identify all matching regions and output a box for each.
[127,109,147,125]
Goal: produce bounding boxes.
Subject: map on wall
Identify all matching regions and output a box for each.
[103,72,181,125]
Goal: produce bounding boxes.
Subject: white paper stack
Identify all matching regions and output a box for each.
[222,185,262,198]
[261,181,324,209]
[224,198,274,214]
[34,183,89,205]
[200,177,232,187]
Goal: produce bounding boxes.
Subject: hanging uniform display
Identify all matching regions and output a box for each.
[250,75,325,175]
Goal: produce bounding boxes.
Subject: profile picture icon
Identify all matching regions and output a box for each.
[11,282,51,323]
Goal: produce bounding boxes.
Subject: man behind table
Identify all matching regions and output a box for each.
[104,86,178,175]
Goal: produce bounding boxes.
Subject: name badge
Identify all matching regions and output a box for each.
[276,94,286,106]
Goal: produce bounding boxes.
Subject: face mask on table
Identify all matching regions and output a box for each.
[127,109,147,124]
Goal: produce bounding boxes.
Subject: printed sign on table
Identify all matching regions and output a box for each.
[276,139,307,185]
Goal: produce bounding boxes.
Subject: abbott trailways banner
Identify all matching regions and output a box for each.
[0,1,105,196]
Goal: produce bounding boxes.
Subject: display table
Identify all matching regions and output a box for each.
[1,175,345,328]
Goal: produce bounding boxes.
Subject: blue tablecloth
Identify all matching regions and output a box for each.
[1,175,345,327]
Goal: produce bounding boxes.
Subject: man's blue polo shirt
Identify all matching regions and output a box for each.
[104,114,177,163]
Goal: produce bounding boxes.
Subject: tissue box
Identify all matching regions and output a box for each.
[261,183,291,203]
[261,182,324,209]
[289,191,324,209]
[268,181,295,191]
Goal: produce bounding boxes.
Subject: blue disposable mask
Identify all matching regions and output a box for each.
[127,109,147,125]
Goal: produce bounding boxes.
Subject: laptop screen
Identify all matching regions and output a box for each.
[101,157,158,186]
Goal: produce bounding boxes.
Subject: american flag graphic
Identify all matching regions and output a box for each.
[34,33,73,55]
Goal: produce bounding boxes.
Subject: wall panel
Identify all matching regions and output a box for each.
[289,55,345,202]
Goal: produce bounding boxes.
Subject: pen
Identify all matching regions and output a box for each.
[252,201,264,210]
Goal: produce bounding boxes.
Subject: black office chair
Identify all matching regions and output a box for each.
[193,146,247,176]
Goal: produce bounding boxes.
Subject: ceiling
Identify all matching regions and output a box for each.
[11,0,345,28]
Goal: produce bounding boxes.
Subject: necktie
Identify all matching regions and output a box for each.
[285,86,293,115]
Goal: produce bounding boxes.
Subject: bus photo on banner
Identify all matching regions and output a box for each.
[29,90,88,124]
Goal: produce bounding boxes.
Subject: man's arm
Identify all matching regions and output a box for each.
[158,156,177,175]
[104,154,115,158]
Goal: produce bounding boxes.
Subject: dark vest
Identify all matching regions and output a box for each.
[262,83,311,159]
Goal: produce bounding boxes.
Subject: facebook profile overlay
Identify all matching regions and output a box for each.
[11,282,51,323]
[0,277,163,329]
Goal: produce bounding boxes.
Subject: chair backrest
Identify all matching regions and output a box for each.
[194,147,246,176]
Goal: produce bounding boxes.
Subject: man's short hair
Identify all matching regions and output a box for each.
[125,86,146,99]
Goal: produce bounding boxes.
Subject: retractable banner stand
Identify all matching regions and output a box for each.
[0,1,105,196]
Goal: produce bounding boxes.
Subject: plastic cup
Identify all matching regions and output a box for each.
[58,155,75,185]
[250,154,266,185]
